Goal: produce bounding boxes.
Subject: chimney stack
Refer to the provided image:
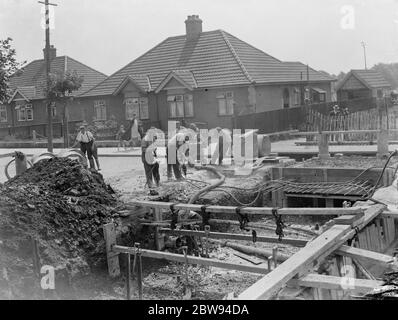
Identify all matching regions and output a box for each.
[43,45,57,60]
[185,15,202,40]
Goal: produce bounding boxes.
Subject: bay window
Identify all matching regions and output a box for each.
[125,97,149,120]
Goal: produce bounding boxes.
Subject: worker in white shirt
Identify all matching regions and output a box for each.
[72,125,95,169]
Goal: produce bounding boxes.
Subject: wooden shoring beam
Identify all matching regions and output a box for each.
[238,204,386,300]
[288,274,383,292]
[381,211,398,219]
[159,228,308,247]
[238,224,352,300]
[132,201,365,216]
[292,130,380,136]
[335,245,397,268]
[112,245,269,275]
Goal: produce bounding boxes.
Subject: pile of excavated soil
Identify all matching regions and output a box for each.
[0,158,119,299]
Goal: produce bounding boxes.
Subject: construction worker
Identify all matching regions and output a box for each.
[167,131,184,181]
[72,125,95,169]
[91,140,101,171]
[141,129,160,190]
[116,124,127,151]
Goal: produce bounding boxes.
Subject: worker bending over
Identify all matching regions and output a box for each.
[141,129,160,190]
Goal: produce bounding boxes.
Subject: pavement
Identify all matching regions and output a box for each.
[2,138,398,160]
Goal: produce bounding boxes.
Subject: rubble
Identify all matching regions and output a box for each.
[0,157,118,299]
[364,271,398,300]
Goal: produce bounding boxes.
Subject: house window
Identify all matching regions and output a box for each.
[184,94,194,117]
[319,93,326,102]
[0,105,7,122]
[217,91,234,116]
[17,104,33,122]
[168,94,193,118]
[283,88,290,108]
[293,88,300,105]
[125,97,149,120]
[94,100,107,120]
[51,102,57,118]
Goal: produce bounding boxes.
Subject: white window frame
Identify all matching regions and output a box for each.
[319,92,326,102]
[94,100,107,121]
[167,94,194,118]
[293,88,300,105]
[51,102,57,118]
[125,97,149,120]
[0,105,7,122]
[17,104,33,122]
[217,91,234,116]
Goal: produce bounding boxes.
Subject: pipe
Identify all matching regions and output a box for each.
[188,165,226,204]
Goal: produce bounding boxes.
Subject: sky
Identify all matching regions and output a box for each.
[1,0,398,76]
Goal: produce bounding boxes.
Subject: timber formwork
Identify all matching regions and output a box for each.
[103,201,398,300]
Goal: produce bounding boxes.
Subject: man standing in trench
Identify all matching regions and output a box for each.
[72,125,95,169]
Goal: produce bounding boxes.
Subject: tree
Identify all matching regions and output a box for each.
[48,71,84,147]
[372,63,398,89]
[0,37,26,103]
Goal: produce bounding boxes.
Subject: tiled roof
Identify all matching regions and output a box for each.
[155,69,198,93]
[352,70,391,89]
[336,69,391,91]
[81,30,333,97]
[9,56,107,100]
[113,74,152,94]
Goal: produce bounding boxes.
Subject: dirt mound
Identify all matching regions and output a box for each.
[0,158,118,299]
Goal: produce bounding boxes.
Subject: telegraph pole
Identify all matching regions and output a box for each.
[361,41,367,70]
[38,0,57,152]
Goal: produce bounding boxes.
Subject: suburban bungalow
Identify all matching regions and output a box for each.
[74,15,335,131]
[0,45,107,138]
[0,15,336,139]
[336,69,392,101]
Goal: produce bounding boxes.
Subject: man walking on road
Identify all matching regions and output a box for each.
[73,125,95,169]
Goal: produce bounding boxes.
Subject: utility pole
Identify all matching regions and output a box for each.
[361,41,367,70]
[38,0,57,152]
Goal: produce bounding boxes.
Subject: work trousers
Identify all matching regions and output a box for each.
[80,141,95,169]
[142,153,160,188]
[166,148,182,180]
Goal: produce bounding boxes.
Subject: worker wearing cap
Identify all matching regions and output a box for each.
[73,125,95,169]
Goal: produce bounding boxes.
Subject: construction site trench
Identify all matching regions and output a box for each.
[0,154,397,300]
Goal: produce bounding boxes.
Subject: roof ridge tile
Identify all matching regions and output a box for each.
[219,30,254,84]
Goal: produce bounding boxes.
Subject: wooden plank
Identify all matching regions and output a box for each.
[238,224,352,300]
[288,274,383,292]
[113,245,268,275]
[132,201,365,216]
[233,252,265,265]
[380,211,398,219]
[375,219,385,252]
[335,245,395,267]
[334,214,362,225]
[159,228,308,247]
[103,223,120,277]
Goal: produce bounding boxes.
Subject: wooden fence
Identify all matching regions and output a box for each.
[305,107,398,142]
[237,97,378,135]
